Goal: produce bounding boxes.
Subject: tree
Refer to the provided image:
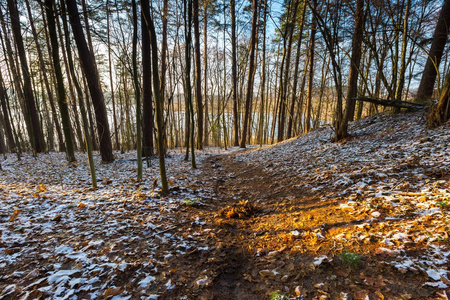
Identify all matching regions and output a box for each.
[66,0,114,162]
[26,0,65,152]
[0,71,16,153]
[45,0,76,162]
[278,0,299,142]
[106,0,120,150]
[257,0,269,145]
[6,0,45,153]
[416,0,450,102]
[287,0,307,139]
[143,2,169,192]
[335,0,365,140]
[394,0,411,112]
[194,0,204,149]
[231,0,239,146]
[428,71,450,127]
[184,0,196,168]
[304,1,317,134]
[141,0,154,157]
[240,0,258,148]
[60,0,97,187]
[132,0,142,180]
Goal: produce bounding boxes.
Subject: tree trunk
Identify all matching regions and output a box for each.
[231,0,239,146]
[287,0,307,139]
[55,10,83,151]
[257,0,268,145]
[141,0,154,157]
[394,0,411,112]
[147,5,169,192]
[66,0,114,162]
[160,0,168,150]
[416,0,450,102]
[27,0,66,152]
[132,0,142,180]
[7,0,45,153]
[0,5,26,123]
[45,0,76,162]
[193,0,203,149]
[305,7,317,134]
[184,0,196,167]
[335,0,365,140]
[60,0,96,187]
[428,71,450,127]
[240,0,258,148]
[106,0,120,150]
[0,71,16,152]
[278,0,299,142]
[203,0,209,147]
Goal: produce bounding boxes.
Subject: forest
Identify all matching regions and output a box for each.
[0,0,450,299]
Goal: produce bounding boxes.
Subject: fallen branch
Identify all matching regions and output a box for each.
[354,97,425,110]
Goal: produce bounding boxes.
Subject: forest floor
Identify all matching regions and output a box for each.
[1,111,450,300]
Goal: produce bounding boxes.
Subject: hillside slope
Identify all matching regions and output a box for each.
[189,111,450,299]
[0,111,449,299]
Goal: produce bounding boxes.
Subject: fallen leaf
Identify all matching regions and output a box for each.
[103,287,123,298]
[8,209,21,222]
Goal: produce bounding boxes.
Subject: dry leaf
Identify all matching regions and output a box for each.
[39,184,47,192]
[103,287,123,298]
[8,209,21,222]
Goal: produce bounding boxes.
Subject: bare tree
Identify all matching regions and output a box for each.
[416,0,450,102]
[240,0,258,148]
[66,0,114,162]
[6,0,45,153]
[335,0,365,140]
[143,2,169,192]
[45,0,76,162]
[194,0,204,149]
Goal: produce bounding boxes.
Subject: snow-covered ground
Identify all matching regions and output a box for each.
[1,111,449,299]
[0,149,225,299]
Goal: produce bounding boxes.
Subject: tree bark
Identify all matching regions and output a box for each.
[141,0,154,157]
[394,0,411,113]
[132,0,142,180]
[0,71,16,152]
[66,0,114,162]
[336,0,365,140]
[240,0,258,148]
[193,0,203,149]
[46,0,76,162]
[27,0,67,152]
[305,5,317,134]
[287,0,307,139]
[258,0,268,145]
[416,0,450,102]
[146,5,169,192]
[428,70,450,127]
[231,0,239,146]
[7,0,45,153]
[278,0,299,142]
[106,0,120,150]
[203,0,209,147]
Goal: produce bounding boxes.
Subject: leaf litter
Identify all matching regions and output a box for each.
[0,111,449,299]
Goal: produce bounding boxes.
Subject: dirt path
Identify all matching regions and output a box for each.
[165,145,450,300]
